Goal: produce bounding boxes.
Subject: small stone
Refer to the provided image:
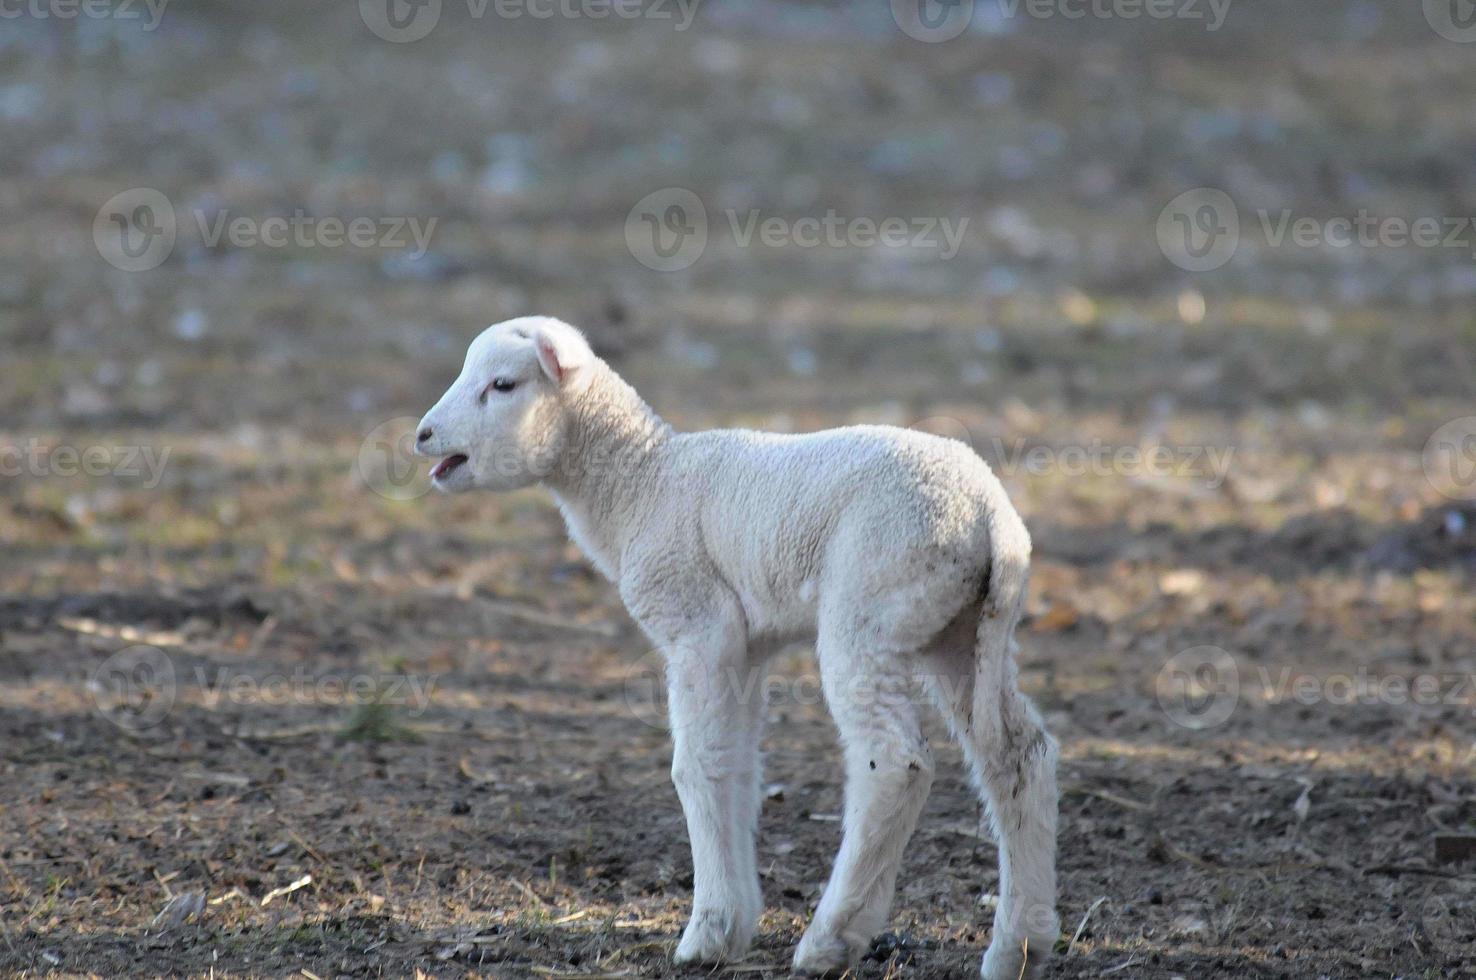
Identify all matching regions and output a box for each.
[865,932,917,964]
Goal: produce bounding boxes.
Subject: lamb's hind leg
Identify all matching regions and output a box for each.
[793,628,934,974]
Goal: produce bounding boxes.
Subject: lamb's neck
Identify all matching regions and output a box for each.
[543,363,671,579]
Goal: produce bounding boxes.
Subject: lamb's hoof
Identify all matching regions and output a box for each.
[673,907,748,966]
[980,935,1051,980]
[792,930,858,976]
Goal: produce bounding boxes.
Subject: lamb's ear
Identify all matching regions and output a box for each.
[532,321,591,387]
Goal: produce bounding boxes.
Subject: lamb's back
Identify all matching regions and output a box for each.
[660,425,1001,627]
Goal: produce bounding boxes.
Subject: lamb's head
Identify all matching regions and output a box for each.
[415,316,594,493]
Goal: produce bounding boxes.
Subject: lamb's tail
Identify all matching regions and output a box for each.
[972,487,1032,733]
[980,490,1027,667]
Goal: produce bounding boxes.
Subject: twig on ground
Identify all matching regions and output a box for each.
[470,592,621,638]
[1063,785,1154,813]
[247,615,279,657]
[1148,832,1214,868]
[510,878,551,908]
[458,756,498,784]
[182,771,251,788]
[260,874,313,907]
[282,824,327,865]
[151,868,179,898]
[1066,896,1108,955]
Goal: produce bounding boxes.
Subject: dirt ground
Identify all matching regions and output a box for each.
[4,2,1476,978]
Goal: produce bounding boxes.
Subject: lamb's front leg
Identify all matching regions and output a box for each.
[665,639,765,964]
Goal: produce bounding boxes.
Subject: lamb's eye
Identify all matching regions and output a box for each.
[479,378,516,403]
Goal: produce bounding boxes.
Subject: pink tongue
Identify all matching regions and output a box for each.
[433,454,467,478]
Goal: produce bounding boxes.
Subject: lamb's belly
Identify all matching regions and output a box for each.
[735,572,820,646]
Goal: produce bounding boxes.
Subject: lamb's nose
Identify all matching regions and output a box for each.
[417,426,433,444]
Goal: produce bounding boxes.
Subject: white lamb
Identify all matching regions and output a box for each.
[414,316,1060,978]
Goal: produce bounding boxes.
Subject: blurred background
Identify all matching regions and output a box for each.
[3,1,1476,977]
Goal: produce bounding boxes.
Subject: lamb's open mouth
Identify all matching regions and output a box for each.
[431,453,469,480]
